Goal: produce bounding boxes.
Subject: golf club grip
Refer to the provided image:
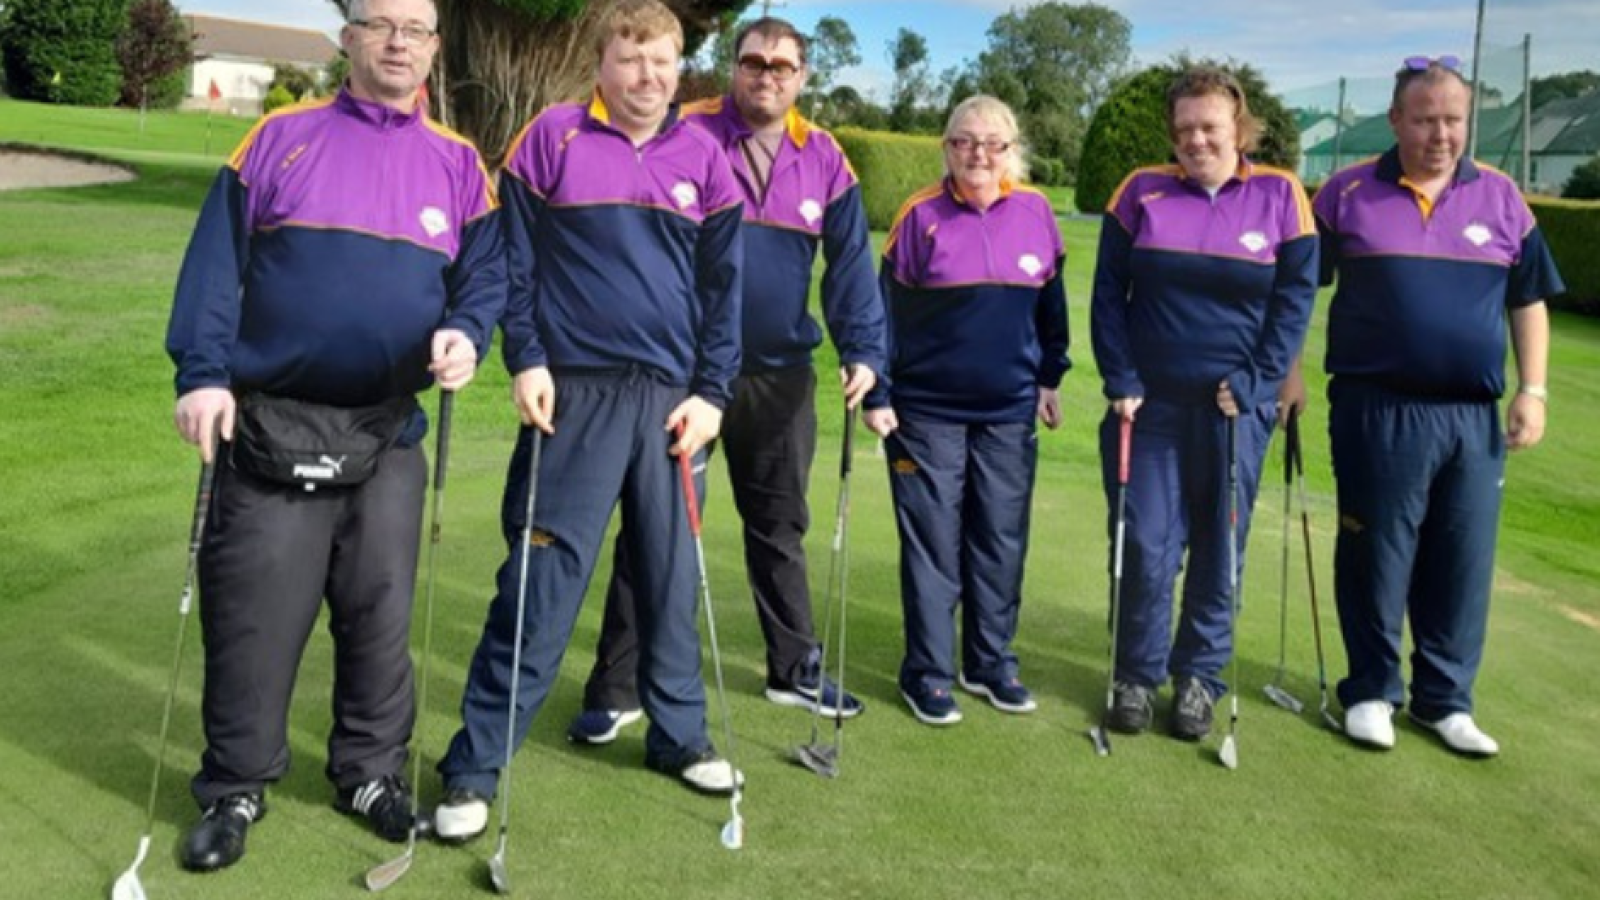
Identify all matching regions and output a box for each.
[1288,407,1305,479]
[678,448,702,537]
[840,406,856,478]
[433,391,454,491]
[191,457,217,549]
[1283,407,1295,486]
[1117,415,1132,486]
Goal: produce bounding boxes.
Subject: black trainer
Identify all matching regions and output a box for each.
[180,792,265,872]
[1170,676,1215,741]
[336,774,414,842]
[1106,681,1154,734]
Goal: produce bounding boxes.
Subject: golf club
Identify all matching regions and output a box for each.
[366,391,454,892]
[488,429,542,894]
[794,406,857,778]
[1089,415,1132,757]
[678,443,745,850]
[1263,413,1305,714]
[111,445,218,900]
[1219,416,1242,771]
[1289,410,1342,733]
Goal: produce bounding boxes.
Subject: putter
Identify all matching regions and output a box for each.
[1089,415,1132,757]
[794,406,857,778]
[678,444,745,850]
[488,430,543,894]
[111,448,218,900]
[1219,417,1242,770]
[1263,414,1305,714]
[366,391,455,892]
[1289,411,1342,733]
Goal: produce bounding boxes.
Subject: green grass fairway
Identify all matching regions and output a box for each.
[1,102,1598,899]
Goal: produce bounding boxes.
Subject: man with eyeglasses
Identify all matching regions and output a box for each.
[165,0,502,872]
[564,15,886,746]
[1290,55,1563,756]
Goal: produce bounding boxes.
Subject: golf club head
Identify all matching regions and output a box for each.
[1219,735,1239,770]
[720,808,745,851]
[1321,706,1344,733]
[1088,725,1111,757]
[1263,683,1305,714]
[363,845,414,893]
[110,836,150,900]
[793,743,839,778]
[488,852,511,895]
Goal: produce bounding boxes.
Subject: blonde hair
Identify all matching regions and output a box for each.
[592,0,683,60]
[944,94,1029,183]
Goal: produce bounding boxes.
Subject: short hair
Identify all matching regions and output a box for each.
[733,17,808,66]
[944,94,1030,184]
[592,0,683,60]
[1166,66,1262,154]
[1390,62,1472,114]
[346,0,438,29]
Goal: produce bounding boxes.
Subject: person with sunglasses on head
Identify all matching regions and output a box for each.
[163,0,504,871]
[1090,66,1317,744]
[431,0,745,843]
[564,16,887,748]
[863,95,1070,726]
[1284,55,1562,757]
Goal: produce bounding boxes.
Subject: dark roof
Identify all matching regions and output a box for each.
[1303,105,1527,157]
[184,14,339,67]
[1536,91,1600,155]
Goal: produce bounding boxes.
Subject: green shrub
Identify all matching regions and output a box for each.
[1030,155,1067,187]
[833,125,946,230]
[0,0,126,106]
[1530,197,1600,314]
[262,84,295,115]
[1562,154,1600,200]
[1076,57,1301,214]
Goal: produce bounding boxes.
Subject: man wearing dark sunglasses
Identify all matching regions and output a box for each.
[1292,55,1563,758]
[566,16,886,746]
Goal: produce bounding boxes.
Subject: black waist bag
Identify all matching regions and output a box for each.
[230,393,417,491]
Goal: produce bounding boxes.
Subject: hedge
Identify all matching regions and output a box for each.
[1530,197,1600,314]
[833,126,946,231]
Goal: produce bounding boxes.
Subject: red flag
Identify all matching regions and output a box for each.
[208,79,221,101]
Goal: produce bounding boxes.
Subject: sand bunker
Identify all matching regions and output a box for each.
[0,147,136,191]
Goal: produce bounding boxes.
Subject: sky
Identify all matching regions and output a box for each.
[187,0,1598,114]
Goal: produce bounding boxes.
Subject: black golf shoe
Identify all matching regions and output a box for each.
[180,792,265,872]
[1170,676,1215,741]
[1107,681,1154,734]
[336,773,414,842]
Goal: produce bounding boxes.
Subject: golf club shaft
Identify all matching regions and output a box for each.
[408,392,453,839]
[1102,416,1133,718]
[1274,407,1293,678]
[496,431,542,847]
[1289,413,1334,706]
[677,447,742,804]
[832,405,857,741]
[1226,415,1241,743]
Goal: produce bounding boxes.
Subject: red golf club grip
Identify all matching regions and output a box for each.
[1117,415,1132,486]
[677,436,701,537]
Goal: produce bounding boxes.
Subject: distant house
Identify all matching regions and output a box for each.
[181,14,340,117]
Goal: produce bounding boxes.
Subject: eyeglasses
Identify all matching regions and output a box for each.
[1402,54,1462,72]
[350,18,436,46]
[737,55,801,83]
[945,136,1012,155]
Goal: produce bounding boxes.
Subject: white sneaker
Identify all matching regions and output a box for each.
[433,788,489,843]
[1344,700,1396,749]
[678,755,745,795]
[1410,711,1500,757]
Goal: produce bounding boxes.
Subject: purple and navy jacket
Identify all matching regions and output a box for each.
[868,178,1071,424]
[1092,160,1318,408]
[682,97,885,376]
[1313,148,1564,400]
[166,89,505,411]
[498,95,743,408]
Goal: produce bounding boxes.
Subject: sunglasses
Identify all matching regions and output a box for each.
[1402,54,1462,72]
[737,55,801,82]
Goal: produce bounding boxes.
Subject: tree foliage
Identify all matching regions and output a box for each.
[270,61,320,99]
[0,0,129,106]
[1076,56,1300,213]
[970,1,1130,182]
[326,0,751,162]
[117,0,191,110]
[1564,154,1600,200]
[804,15,857,121]
[886,27,933,133]
[1532,70,1600,110]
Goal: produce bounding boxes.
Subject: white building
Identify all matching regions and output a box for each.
[181,14,339,117]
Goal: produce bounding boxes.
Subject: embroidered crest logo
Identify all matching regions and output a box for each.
[1463,223,1492,247]
[1239,231,1268,253]
[1017,254,1043,277]
[419,206,449,238]
[671,182,699,210]
[799,198,823,226]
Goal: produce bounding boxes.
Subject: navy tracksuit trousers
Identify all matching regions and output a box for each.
[1100,401,1273,699]
[885,417,1038,693]
[1328,378,1504,720]
[438,375,711,797]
